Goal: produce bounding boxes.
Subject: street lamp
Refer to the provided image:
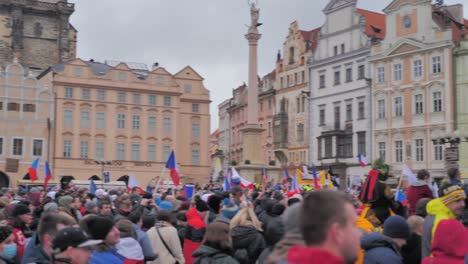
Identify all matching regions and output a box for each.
[94,159,113,181]
[431,130,468,146]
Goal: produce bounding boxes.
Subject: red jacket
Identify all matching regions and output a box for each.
[407,181,433,215]
[183,208,206,264]
[421,219,468,264]
[287,246,346,264]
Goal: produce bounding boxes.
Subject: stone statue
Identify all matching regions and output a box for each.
[248,1,260,33]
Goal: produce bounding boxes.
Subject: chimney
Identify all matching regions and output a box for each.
[152,62,159,71]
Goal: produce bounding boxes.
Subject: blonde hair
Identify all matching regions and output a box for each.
[407,215,424,234]
[230,207,263,231]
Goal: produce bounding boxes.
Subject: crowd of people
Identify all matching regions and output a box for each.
[0,160,464,263]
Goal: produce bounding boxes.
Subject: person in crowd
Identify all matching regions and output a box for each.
[82,215,125,264]
[286,191,361,264]
[51,227,102,264]
[115,219,144,263]
[57,195,82,222]
[415,198,431,218]
[84,201,99,216]
[147,210,185,264]
[175,210,187,248]
[422,183,466,258]
[0,226,16,264]
[141,214,156,232]
[215,198,239,225]
[206,194,223,224]
[98,200,114,220]
[421,219,468,264]
[230,207,265,264]
[361,215,411,264]
[264,203,304,264]
[407,169,433,216]
[192,222,238,264]
[401,215,424,264]
[127,208,158,262]
[113,196,132,222]
[140,193,158,216]
[22,212,77,264]
[10,203,33,260]
[94,189,108,206]
[184,196,209,264]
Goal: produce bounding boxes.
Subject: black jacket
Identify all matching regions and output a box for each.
[401,233,421,264]
[231,225,266,264]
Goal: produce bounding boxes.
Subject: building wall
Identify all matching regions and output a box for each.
[41,59,211,185]
[456,40,468,175]
[0,61,54,187]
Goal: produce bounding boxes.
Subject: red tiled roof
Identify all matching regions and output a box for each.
[299,27,321,52]
[356,8,386,40]
[432,7,468,43]
[264,69,276,80]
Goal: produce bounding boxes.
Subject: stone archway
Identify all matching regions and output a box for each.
[0,171,10,188]
[89,175,101,181]
[117,175,129,186]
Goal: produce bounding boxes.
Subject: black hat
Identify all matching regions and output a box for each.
[195,196,209,212]
[52,227,102,252]
[142,192,153,199]
[12,204,31,217]
[383,215,410,240]
[0,226,12,243]
[85,216,114,240]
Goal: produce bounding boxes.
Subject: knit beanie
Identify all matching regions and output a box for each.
[57,195,74,210]
[383,215,410,239]
[0,226,12,243]
[207,194,223,213]
[439,184,466,206]
[85,201,97,211]
[159,201,174,212]
[44,202,58,213]
[221,198,239,219]
[281,203,301,233]
[86,216,114,240]
[12,204,31,217]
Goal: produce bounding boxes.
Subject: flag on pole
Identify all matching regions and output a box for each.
[312,164,321,190]
[290,173,301,194]
[89,179,97,194]
[231,167,254,189]
[29,158,40,182]
[358,153,369,167]
[43,162,52,190]
[402,163,417,185]
[128,175,145,194]
[223,173,231,191]
[283,168,289,187]
[261,168,268,185]
[165,151,180,186]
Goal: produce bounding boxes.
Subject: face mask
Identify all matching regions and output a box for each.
[1,243,17,259]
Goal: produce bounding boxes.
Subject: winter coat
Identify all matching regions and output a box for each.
[116,237,144,261]
[132,223,158,261]
[231,225,266,264]
[192,245,239,264]
[88,248,126,264]
[147,224,185,264]
[401,233,421,264]
[287,246,346,264]
[407,180,433,215]
[184,208,207,264]
[21,233,51,264]
[421,219,468,264]
[361,232,403,264]
[265,232,305,264]
[264,215,285,247]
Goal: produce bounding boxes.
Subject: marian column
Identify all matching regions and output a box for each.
[241,1,264,166]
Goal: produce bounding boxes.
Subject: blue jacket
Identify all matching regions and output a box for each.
[361,232,403,264]
[132,223,158,261]
[21,233,50,264]
[88,249,125,264]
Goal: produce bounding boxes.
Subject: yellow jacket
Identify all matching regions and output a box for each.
[426,198,457,237]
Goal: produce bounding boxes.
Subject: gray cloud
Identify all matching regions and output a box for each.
[69,0,467,131]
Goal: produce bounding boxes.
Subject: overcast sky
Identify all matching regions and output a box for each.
[69,0,467,132]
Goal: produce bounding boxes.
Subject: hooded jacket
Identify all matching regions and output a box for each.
[231,225,265,264]
[184,208,206,264]
[20,232,51,264]
[421,219,468,264]
[361,232,403,264]
[192,245,238,264]
[265,233,305,264]
[287,246,346,264]
[407,180,433,215]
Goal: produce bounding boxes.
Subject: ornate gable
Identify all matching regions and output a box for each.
[322,0,356,14]
[383,0,430,13]
[174,66,204,81]
[388,43,421,55]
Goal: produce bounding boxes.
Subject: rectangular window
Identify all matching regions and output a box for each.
[395,140,403,162]
[358,132,366,156]
[192,103,199,113]
[64,110,73,126]
[319,75,325,88]
[358,65,365,80]
[302,71,305,83]
[378,99,386,119]
[280,77,284,89]
[96,112,105,129]
[132,115,140,130]
[191,149,200,165]
[415,139,424,161]
[116,143,126,160]
[192,123,200,137]
[346,68,352,82]
[334,106,340,129]
[333,46,338,56]
[0,138,3,155]
[302,97,306,112]
[32,139,43,156]
[297,124,304,142]
[97,89,106,101]
[393,64,402,81]
[414,59,422,78]
[434,142,443,161]
[148,117,156,133]
[394,97,403,117]
[7,103,19,111]
[296,98,300,113]
[334,71,340,85]
[268,99,272,109]
[118,92,126,103]
[341,43,345,54]
[415,94,423,114]
[163,145,171,161]
[432,56,441,74]
[378,142,386,161]
[148,144,156,161]
[133,93,141,104]
[118,72,126,81]
[184,84,192,93]
[148,95,156,105]
[80,141,88,158]
[319,108,325,125]
[23,104,36,112]
[63,140,72,157]
[163,117,172,133]
[81,88,91,100]
[80,111,90,128]
[346,104,352,121]
[156,76,165,85]
[132,144,140,161]
[433,92,442,112]
[325,137,332,158]
[358,101,365,119]
[96,141,104,160]
[64,87,73,98]
[268,122,272,137]
[377,67,385,83]
[164,96,172,107]
[117,113,126,129]
[260,102,263,112]
[294,73,298,85]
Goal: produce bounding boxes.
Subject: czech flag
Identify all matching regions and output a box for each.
[231,167,254,189]
[165,151,180,186]
[283,168,289,187]
[358,153,369,167]
[223,173,231,191]
[290,173,301,194]
[261,168,268,185]
[43,161,52,190]
[312,164,321,190]
[29,158,40,182]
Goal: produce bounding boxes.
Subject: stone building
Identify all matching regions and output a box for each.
[0,60,54,188]
[456,37,468,175]
[0,0,76,74]
[39,58,211,185]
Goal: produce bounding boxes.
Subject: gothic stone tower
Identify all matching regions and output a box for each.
[0,0,76,73]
